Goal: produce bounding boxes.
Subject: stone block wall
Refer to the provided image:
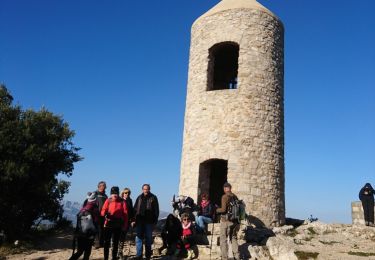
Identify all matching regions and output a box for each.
[179,7,285,227]
[352,201,375,225]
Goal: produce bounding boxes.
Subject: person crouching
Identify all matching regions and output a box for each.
[175,213,195,259]
[160,214,182,255]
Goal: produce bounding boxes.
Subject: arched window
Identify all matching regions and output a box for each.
[207,42,239,91]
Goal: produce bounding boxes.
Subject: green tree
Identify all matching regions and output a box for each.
[0,85,82,241]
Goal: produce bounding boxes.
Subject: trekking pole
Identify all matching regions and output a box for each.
[209,221,214,260]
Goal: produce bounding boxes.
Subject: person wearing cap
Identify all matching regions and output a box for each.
[101,186,128,260]
[70,192,99,260]
[94,181,108,248]
[117,188,134,259]
[359,183,375,226]
[133,184,159,260]
[216,182,240,260]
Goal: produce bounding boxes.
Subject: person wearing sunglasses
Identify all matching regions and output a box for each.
[118,188,134,259]
[175,213,195,259]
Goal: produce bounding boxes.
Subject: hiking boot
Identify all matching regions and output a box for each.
[187,249,195,259]
[369,222,375,227]
[366,221,369,226]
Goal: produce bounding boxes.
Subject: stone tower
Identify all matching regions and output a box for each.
[179,0,285,227]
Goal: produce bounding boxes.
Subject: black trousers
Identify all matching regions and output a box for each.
[95,216,105,247]
[69,237,94,260]
[103,227,122,260]
[362,198,374,223]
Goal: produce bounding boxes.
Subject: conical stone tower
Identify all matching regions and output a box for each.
[179,0,285,227]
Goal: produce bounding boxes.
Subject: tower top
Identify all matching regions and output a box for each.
[195,0,278,23]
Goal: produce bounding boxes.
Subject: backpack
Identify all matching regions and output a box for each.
[76,210,97,237]
[104,198,125,228]
[227,196,246,222]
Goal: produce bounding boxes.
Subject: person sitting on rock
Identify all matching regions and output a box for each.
[195,193,214,233]
[175,213,196,259]
[359,183,375,226]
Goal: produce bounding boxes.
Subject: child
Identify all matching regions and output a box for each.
[175,213,195,259]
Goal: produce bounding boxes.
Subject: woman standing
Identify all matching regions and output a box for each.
[359,183,375,226]
[101,186,128,260]
[118,188,134,259]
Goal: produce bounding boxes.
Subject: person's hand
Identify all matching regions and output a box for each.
[131,222,136,227]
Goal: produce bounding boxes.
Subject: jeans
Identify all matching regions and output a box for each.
[195,215,213,232]
[136,223,154,258]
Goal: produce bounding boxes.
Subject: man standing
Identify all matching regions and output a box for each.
[216,182,240,260]
[133,184,159,260]
[94,181,108,248]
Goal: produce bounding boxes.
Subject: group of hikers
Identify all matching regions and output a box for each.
[70,181,243,260]
[69,181,374,260]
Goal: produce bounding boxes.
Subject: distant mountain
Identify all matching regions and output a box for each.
[62,200,81,224]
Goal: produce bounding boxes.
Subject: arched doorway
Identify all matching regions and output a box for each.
[198,159,228,207]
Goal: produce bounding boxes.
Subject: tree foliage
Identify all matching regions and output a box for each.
[0,85,82,240]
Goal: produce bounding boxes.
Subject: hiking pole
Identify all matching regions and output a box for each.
[209,221,214,260]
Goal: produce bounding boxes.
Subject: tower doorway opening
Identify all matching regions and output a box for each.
[198,159,228,207]
[207,42,239,91]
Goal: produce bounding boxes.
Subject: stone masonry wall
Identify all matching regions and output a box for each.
[352,201,375,225]
[179,8,285,226]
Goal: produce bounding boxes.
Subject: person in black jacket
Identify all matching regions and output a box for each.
[132,184,159,260]
[159,214,182,256]
[359,183,375,226]
[94,181,108,248]
[118,187,134,259]
[195,193,214,233]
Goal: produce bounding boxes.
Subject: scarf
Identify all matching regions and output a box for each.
[201,199,210,209]
[182,221,191,230]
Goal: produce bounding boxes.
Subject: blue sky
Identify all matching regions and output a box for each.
[1,0,374,223]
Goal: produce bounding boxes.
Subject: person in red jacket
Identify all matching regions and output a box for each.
[101,186,128,260]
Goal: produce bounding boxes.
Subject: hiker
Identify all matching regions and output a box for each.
[175,213,195,259]
[216,182,240,260]
[94,181,108,248]
[70,192,99,260]
[195,193,214,233]
[159,214,182,256]
[172,195,197,220]
[132,184,159,260]
[118,188,134,259]
[101,186,128,260]
[359,183,375,226]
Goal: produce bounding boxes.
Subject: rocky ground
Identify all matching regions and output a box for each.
[2,221,375,260]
